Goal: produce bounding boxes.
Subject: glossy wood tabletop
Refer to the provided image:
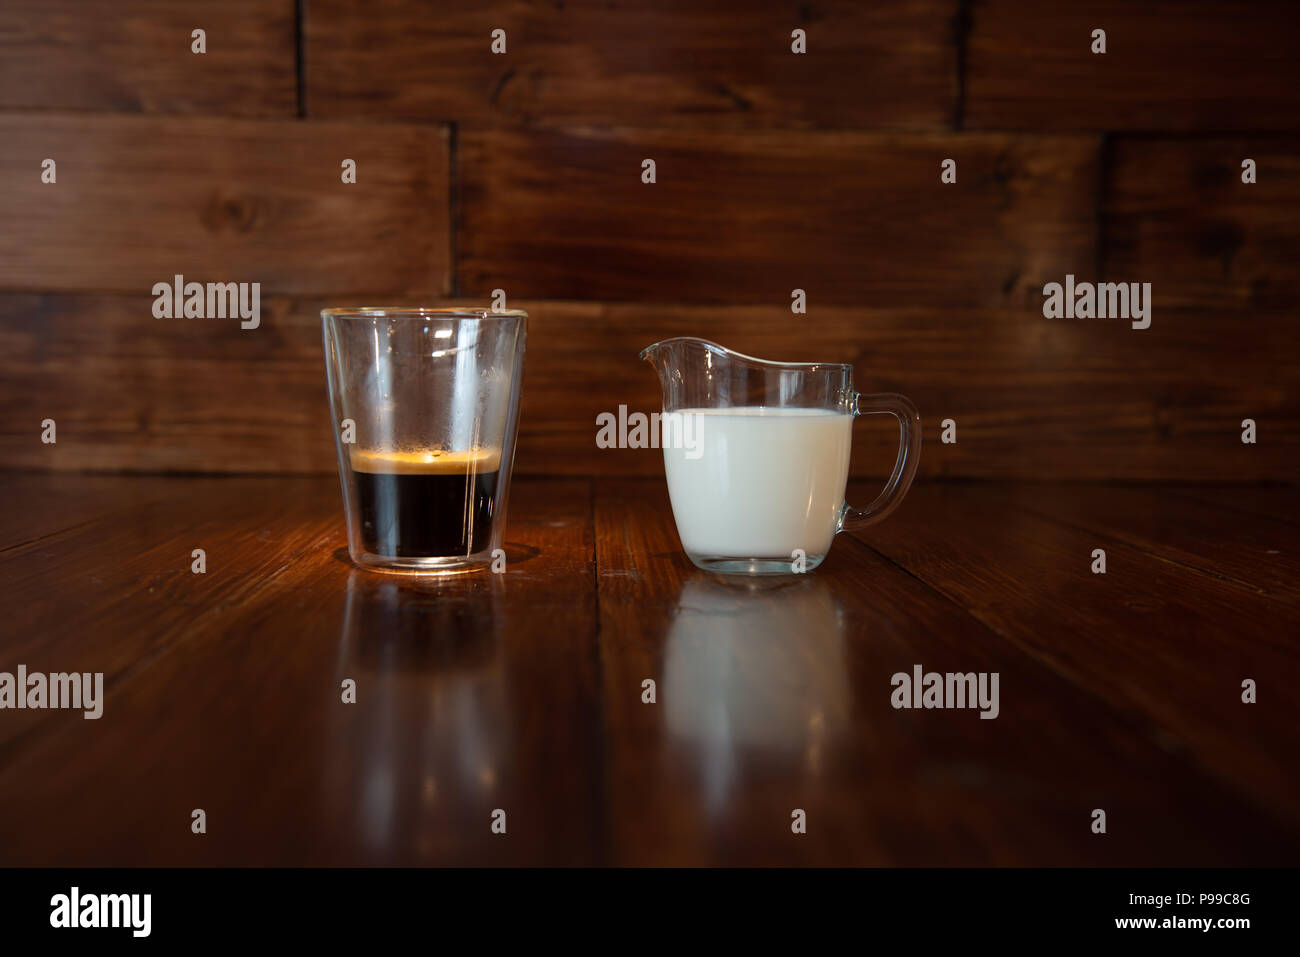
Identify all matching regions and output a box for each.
[0,472,1296,866]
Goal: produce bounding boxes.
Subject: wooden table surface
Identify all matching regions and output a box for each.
[1,472,1297,866]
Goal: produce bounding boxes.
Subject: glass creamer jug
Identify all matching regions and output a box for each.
[640,337,921,575]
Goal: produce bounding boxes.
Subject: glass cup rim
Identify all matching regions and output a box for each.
[321,306,528,320]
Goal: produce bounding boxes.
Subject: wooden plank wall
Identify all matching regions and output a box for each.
[0,0,1296,480]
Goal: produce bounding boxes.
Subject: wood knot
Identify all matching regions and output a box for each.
[201,192,262,234]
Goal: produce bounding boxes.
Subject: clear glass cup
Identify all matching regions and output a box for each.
[322,307,527,572]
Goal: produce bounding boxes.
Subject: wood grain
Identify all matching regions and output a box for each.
[457,128,1099,307]
[3,296,1294,480]
[0,293,336,473]
[0,476,601,865]
[0,115,450,296]
[0,472,194,551]
[849,483,1300,822]
[3,473,1296,864]
[1172,485,1300,527]
[306,0,958,129]
[509,301,1299,482]
[0,477,341,753]
[984,484,1300,606]
[0,1,297,116]
[965,1,1300,131]
[595,478,1299,864]
[1104,137,1300,311]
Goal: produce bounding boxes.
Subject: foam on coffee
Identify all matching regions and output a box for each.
[348,447,502,475]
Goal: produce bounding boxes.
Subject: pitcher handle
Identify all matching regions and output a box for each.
[839,392,922,531]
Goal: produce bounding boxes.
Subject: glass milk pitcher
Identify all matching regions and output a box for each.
[640,337,921,575]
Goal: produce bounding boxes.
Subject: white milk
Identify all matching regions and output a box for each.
[662,407,853,559]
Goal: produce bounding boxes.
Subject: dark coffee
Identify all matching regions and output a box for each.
[350,448,500,557]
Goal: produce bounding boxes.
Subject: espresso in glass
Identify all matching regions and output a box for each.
[349,448,500,557]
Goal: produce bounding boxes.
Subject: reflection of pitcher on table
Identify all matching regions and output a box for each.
[641,338,922,575]
[664,576,851,792]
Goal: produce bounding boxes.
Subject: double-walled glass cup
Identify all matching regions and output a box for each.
[322,307,526,572]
